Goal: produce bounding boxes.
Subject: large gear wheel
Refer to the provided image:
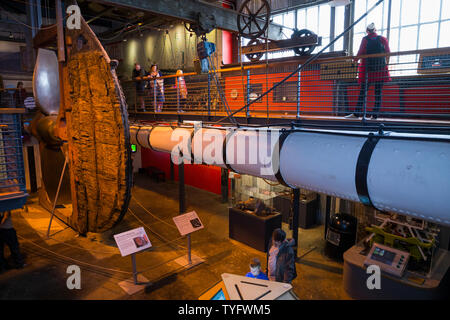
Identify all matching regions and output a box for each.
[237,0,271,39]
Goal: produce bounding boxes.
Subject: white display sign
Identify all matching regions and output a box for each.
[113,227,152,257]
[172,211,204,236]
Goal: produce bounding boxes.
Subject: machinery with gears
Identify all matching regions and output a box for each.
[237,0,322,62]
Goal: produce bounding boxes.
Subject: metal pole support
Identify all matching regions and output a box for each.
[131,253,138,284]
[207,73,211,120]
[46,157,68,238]
[246,69,251,118]
[296,64,301,119]
[292,188,300,257]
[187,234,192,265]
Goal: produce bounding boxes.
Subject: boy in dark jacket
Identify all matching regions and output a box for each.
[266,228,297,283]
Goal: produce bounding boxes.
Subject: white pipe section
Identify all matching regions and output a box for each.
[130,123,450,226]
[279,131,365,201]
[136,126,153,149]
[225,128,280,181]
[191,128,228,168]
[368,138,450,225]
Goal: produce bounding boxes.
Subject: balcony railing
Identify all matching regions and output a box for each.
[122,47,450,124]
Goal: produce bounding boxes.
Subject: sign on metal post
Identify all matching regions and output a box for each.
[114,227,152,294]
[172,211,205,268]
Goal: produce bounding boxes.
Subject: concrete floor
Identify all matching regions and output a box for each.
[0,173,350,300]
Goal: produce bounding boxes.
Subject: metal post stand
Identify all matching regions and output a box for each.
[131,253,138,284]
[296,64,301,119]
[118,252,150,294]
[174,160,204,269]
[292,188,300,257]
[46,156,67,238]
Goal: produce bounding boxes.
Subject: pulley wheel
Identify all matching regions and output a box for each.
[291,29,317,56]
[245,38,264,62]
[237,0,271,39]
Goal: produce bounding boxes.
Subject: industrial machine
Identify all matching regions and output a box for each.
[237,0,322,61]
[364,243,410,278]
[31,1,132,234]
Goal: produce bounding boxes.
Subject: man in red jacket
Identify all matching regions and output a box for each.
[346,23,391,119]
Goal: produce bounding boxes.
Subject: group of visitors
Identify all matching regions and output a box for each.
[245,228,297,284]
[132,63,187,113]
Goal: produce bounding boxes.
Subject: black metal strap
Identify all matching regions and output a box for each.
[355,133,380,207]
[222,129,236,171]
[274,130,291,187]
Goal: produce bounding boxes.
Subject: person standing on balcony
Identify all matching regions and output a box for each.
[346,23,391,119]
[149,64,165,112]
[174,69,188,112]
[132,63,146,112]
[13,82,27,107]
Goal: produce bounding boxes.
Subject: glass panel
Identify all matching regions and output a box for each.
[389,27,400,53]
[439,20,450,47]
[442,0,450,20]
[306,6,318,32]
[401,0,419,26]
[353,32,366,55]
[335,6,345,36]
[284,11,295,29]
[273,14,283,25]
[367,0,382,30]
[297,8,306,29]
[418,23,438,49]
[354,0,367,34]
[334,37,344,52]
[399,25,418,51]
[420,0,441,23]
[391,0,401,28]
[318,4,331,37]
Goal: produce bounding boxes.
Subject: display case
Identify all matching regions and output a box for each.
[0,108,28,212]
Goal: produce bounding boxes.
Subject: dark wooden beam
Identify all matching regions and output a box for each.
[32,24,57,48]
[93,0,284,40]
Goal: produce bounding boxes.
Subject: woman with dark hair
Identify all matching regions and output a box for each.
[149,64,165,112]
[13,82,27,107]
[266,228,297,283]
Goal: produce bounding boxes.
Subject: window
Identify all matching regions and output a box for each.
[273,81,297,103]
[297,4,331,52]
[352,0,389,55]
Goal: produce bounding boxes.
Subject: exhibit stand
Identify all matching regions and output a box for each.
[173,211,205,269]
[114,227,152,295]
[199,273,298,300]
[343,243,450,299]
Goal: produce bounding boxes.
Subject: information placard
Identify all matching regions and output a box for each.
[172,211,204,236]
[113,227,152,257]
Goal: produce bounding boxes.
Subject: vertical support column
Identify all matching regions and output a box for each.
[246,69,251,119]
[330,6,336,52]
[179,161,185,214]
[324,195,331,241]
[170,159,174,181]
[345,2,354,54]
[296,64,302,119]
[207,73,212,121]
[153,79,157,112]
[292,188,300,257]
[176,76,180,113]
[131,253,138,284]
[221,168,229,203]
[387,0,392,40]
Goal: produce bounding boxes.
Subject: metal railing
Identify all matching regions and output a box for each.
[123,47,450,124]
